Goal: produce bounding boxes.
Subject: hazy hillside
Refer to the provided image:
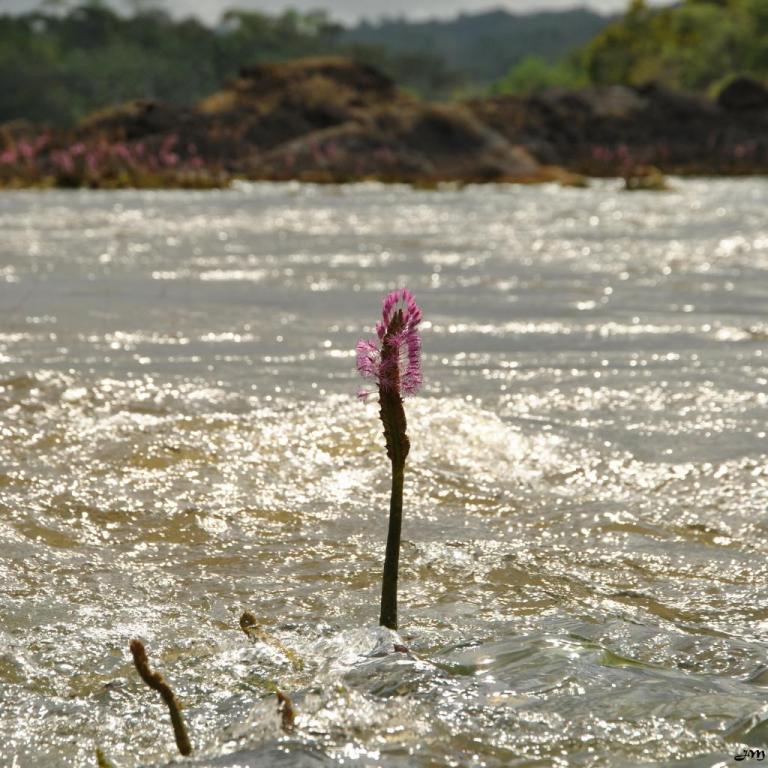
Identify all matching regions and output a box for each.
[344,9,612,86]
[0,4,614,126]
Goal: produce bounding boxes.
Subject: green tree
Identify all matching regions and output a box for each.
[581,0,768,91]
[492,55,587,94]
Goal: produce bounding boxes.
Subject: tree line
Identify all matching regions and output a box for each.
[0,2,461,127]
[495,0,768,96]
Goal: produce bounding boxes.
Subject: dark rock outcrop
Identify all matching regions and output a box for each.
[258,104,539,182]
[717,76,768,112]
[78,100,204,141]
[74,57,542,183]
[470,82,768,176]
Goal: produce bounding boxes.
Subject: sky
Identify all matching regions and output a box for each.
[0,0,669,25]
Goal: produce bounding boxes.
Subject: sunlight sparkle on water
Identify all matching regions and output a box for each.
[0,180,767,766]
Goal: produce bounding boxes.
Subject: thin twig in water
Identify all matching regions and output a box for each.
[95,747,117,768]
[239,611,304,671]
[129,639,192,756]
[275,688,296,733]
[240,615,298,733]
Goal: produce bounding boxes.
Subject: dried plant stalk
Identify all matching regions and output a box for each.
[129,639,192,756]
[275,689,296,733]
[239,611,304,670]
[95,747,116,768]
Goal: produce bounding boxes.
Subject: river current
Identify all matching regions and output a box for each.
[1,180,767,767]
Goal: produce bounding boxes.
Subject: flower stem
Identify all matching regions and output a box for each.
[378,384,409,630]
[380,459,404,629]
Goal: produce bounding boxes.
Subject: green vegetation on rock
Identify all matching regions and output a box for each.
[581,0,768,92]
[492,55,588,95]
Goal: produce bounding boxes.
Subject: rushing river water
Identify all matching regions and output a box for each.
[0,179,767,768]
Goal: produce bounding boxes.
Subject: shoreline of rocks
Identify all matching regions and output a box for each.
[1,59,766,190]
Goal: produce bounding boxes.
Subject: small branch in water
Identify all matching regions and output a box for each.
[129,639,192,757]
[275,689,296,733]
[239,610,261,637]
[264,680,296,733]
[95,747,117,768]
[241,615,298,733]
[239,611,304,671]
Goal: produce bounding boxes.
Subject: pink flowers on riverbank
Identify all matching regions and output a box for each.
[0,131,214,188]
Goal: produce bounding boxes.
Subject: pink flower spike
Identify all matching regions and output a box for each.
[356,338,380,380]
[356,289,423,398]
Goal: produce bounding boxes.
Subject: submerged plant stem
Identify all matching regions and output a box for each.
[379,382,409,630]
[380,460,404,629]
[276,689,296,733]
[129,639,192,757]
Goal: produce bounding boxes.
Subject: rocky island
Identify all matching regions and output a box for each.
[1,58,767,189]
